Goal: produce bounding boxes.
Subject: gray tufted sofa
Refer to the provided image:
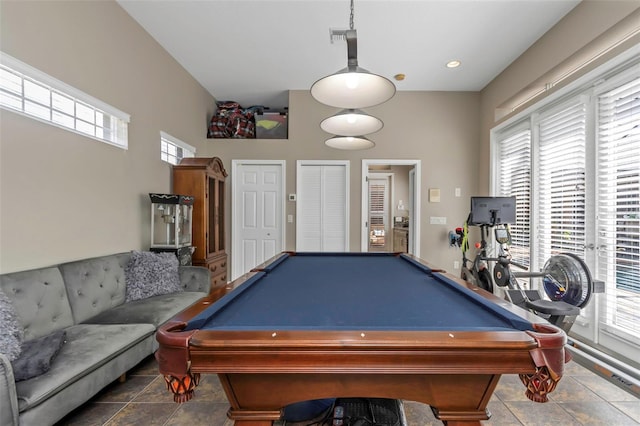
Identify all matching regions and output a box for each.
[0,252,210,426]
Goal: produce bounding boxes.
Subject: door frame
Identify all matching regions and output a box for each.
[231,159,286,280]
[361,159,421,257]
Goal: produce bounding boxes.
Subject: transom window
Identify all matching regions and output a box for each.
[0,52,129,148]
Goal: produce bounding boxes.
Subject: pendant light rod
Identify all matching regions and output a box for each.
[346,29,358,69]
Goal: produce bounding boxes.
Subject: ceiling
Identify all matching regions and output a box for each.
[117,0,580,110]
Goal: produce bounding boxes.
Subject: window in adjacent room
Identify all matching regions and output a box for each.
[0,52,130,148]
[160,131,195,165]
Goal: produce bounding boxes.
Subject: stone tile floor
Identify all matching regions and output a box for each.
[56,355,640,426]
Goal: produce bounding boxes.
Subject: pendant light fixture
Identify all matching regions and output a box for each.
[310,1,396,109]
[320,108,383,136]
[325,135,375,150]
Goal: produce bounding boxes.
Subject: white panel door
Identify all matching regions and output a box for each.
[296,161,349,252]
[232,161,284,279]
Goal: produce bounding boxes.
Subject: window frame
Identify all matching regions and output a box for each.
[160,131,196,165]
[0,51,130,149]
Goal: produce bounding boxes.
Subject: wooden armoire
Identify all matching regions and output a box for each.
[172,157,227,294]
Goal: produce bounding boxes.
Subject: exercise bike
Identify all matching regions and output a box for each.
[450,197,594,332]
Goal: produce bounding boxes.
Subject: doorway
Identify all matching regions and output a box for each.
[231,160,285,280]
[361,159,421,258]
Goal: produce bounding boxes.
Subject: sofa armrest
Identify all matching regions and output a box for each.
[178,266,211,293]
[0,353,19,426]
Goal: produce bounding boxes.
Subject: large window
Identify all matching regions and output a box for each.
[495,126,531,267]
[597,76,640,339]
[0,52,129,148]
[493,58,640,363]
[537,100,587,262]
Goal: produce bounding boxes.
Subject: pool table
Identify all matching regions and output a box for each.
[156,252,570,425]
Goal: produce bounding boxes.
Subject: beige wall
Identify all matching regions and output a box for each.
[0,1,215,272]
[3,0,635,276]
[0,1,480,275]
[479,1,640,192]
[201,90,480,271]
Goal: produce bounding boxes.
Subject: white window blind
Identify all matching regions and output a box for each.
[0,52,129,148]
[368,179,388,249]
[160,131,195,165]
[537,101,587,268]
[496,128,532,267]
[597,76,640,337]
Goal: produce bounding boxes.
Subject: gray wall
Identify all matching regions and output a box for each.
[1,0,637,276]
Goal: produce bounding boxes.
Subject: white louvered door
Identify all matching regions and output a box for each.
[296,161,349,251]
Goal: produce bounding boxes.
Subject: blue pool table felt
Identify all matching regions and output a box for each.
[185,253,533,332]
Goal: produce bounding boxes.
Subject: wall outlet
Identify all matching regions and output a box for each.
[454,260,460,269]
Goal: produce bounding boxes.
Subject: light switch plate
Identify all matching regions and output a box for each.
[429,188,441,202]
[430,216,447,225]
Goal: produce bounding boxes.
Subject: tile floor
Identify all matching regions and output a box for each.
[56,355,640,426]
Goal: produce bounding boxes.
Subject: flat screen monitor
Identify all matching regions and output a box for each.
[469,196,516,226]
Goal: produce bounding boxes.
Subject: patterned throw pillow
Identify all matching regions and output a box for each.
[0,289,23,361]
[125,251,182,302]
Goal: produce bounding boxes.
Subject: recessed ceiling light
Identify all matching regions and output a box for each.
[394,73,405,81]
[446,60,461,68]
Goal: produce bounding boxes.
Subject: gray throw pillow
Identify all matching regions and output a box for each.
[12,330,66,381]
[125,251,182,302]
[0,289,23,361]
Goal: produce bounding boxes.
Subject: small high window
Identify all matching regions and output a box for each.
[0,52,130,148]
[160,131,195,165]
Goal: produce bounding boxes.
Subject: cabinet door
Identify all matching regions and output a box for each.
[207,175,225,256]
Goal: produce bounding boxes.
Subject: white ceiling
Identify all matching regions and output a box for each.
[117,0,580,110]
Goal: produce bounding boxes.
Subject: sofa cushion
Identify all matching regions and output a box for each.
[59,253,130,324]
[12,330,66,381]
[125,251,182,302]
[83,291,206,327]
[0,289,23,361]
[15,323,155,412]
[0,267,75,341]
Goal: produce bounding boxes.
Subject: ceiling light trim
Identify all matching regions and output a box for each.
[325,135,375,150]
[320,109,383,136]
